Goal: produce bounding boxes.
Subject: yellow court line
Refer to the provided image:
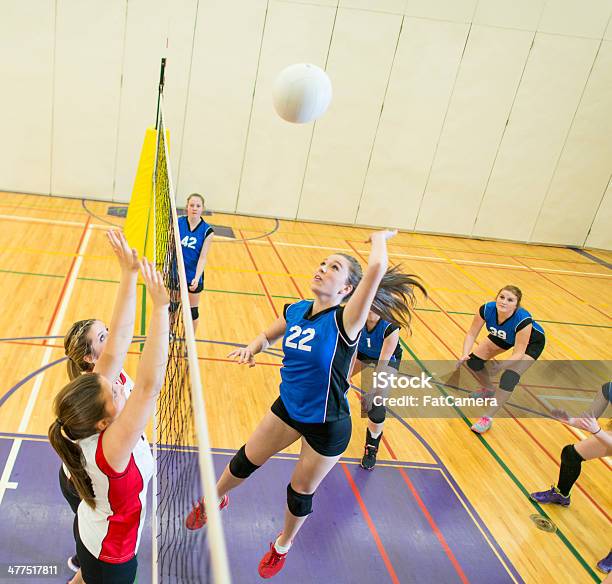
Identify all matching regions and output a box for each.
[438,469,521,584]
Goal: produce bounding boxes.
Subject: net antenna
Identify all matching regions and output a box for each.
[151,57,231,584]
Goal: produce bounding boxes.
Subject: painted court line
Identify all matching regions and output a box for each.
[0,219,91,505]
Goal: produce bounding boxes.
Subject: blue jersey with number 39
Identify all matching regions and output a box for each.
[481,301,544,346]
[280,300,359,423]
[178,216,213,282]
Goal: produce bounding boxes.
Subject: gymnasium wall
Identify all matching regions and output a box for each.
[1,0,611,250]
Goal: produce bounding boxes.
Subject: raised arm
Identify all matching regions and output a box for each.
[342,231,396,340]
[189,232,214,291]
[227,316,287,367]
[456,313,486,367]
[102,259,170,472]
[94,231,139,381]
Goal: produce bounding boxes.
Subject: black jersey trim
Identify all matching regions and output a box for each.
[383,322,399,339]
[479,304,486,319]
[335,307,359,346]
[203,226,214,240]
[515,316,533,333]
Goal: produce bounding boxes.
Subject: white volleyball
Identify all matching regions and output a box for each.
[272,63,332,124]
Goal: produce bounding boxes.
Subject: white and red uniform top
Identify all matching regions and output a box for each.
[77,369,153,563]
[77,427,153,563]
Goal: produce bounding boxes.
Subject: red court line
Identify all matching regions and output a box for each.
[239,230,278,318]
[346,241,612,522]
[340,463,400,584]
[266,236,305,299]
[44,217,91,342]
[511,256,610,320]
[397,467,470,584]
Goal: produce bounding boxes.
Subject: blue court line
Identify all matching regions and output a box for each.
[568,247,612,270]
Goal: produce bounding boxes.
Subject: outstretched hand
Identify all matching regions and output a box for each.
[140,258,170,307]
[227,347,256,367]
[366,229,398,243]
[107,230,139,272]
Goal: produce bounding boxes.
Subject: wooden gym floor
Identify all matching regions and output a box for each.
[0,191,609,583]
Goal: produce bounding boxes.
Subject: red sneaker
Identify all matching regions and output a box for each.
[258,538,290,579]
[185,494,229,530]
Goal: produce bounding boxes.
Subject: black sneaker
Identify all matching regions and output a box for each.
[360,444,378,470]
[67,555,80,572]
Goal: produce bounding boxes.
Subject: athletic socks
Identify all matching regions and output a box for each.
[557,444,584,497]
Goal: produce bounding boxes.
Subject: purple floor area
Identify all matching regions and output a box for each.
[0,437,520,583]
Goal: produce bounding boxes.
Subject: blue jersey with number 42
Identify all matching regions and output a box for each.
[178,216,213,282]
[280,300,358,423]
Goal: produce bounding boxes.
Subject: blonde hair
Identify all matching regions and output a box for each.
[64,319,96,380]
[48,373,108,509]
[338,255,427,332]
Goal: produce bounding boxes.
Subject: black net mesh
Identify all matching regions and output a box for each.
[152,107,211,583]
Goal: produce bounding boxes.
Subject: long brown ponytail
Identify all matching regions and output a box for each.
[48,373,108,509]
[64,319,96,380]
[338,254,427,331]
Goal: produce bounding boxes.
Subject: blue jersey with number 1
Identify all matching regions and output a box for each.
[280,300,359,423]
[178,216,213,282]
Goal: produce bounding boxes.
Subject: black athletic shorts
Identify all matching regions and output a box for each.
[271,397,351,457]
[488,329,545,360]
[356,354,401,371]
[74,517,138,584]
[169,275,204,293]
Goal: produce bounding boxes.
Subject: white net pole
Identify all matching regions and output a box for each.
[159,97,232,584]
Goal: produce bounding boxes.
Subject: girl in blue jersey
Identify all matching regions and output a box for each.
[457,285,545,434]
[178,193,214,332]
[352,310,404,470]
[187,230,424,578]
[530,381,611,575]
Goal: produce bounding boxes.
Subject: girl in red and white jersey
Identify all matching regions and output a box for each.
[59,231,140,574]
[49,255,169,584]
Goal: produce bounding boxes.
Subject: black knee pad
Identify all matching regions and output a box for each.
[466,353,485,372]
[602,381,611,401]
[229,445,260,479]
[499,369,521,392]
[368,404,386,424]
[561,444,584,466]
[190,306,199,321]
[287,483,313,517]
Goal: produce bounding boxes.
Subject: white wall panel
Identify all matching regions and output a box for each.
[236,1,335,218]
[531,42,612,245]
[473,0,545,31]
[113,1,196,202]
[474,34,599,241]
[356,18,469,229]
[52,1,126,199]
[606,12,612,40]
[0,3,54,194]
[404,0,477,24]
[177,0,267,211]
[298,9,402,223]
[539,0,612,39]
[340,0,406,14]
[585,177,612,249]
[416,25,533,236]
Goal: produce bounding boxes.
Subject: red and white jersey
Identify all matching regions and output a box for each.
[77,430,153,563]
